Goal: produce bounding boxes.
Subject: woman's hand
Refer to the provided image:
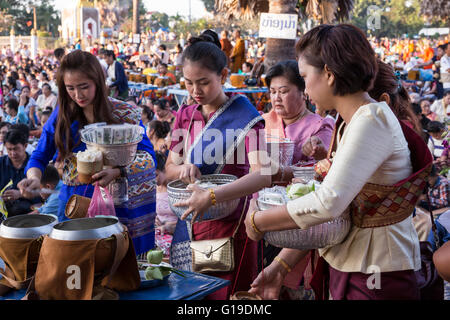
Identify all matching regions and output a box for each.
[91,168,121,188]
[17,178,41,199]
[2,189,21,202]
[302,136,327,160]
[244,199,265,241]
[248,258,287,300]
[174,184,212,222]
[178,164,201,184]
[19,92,27,106]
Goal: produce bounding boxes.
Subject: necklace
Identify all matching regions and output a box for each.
[284,107,309,126]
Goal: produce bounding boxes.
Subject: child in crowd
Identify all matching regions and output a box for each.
[154,151,177,259]
[427,121,446,160]
[31,164,62,218]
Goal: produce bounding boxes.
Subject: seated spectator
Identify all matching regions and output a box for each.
[141,105,155,130]
[0,122,11,156]
[242,61,253,74]
[35,83,57,113]
[29,78,42,100]
[418,165,449,214]
[154,99,176,127]
[427,121,446,160]
[421,98,440,122]
[157,62,176,85]
[18,86,38,128]
[30,110,52,139]
[430,89,450,120]
[10,123,35,155]
[4,98,28,125]
[0,129,40,218]
[31,164,62,218]
[147,120,170,153]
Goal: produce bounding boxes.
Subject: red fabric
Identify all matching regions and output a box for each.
[193,218,258,300]
[328,266,420,300]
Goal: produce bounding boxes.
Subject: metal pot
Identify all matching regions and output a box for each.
[84,139,141,167]
[48,216,124,241]
[0,214,58,239]
[167,174,240,221]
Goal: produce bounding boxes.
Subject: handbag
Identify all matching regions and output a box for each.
[190,197,248,274]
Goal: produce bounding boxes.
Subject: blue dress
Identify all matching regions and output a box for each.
[26,98,157,255]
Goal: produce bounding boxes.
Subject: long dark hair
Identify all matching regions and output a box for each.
[55,50,119,159]
[368,60,422,137]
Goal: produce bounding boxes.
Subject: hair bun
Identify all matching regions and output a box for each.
[187,30,222,49]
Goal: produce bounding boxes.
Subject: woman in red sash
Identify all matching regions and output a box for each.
[244,24,433,300]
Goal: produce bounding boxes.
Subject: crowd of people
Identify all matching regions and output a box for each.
[0,23,449,301]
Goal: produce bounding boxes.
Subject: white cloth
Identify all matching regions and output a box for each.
[427,136,445,158]
[36,94,57,112]
[286,102,421,273]
[106,61,116,86]
[440,54,450,89]
[430,99,449,120]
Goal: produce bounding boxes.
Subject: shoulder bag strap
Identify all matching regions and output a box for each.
[231,196,248,239]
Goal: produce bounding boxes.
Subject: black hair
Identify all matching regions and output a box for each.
[265,60,305,92]
[4,129,27,145]
[42,83,52,91]
[54,47,65,60]
[41,164,60,185]
[6,76,17,89]
[159,44,167,51]
[11,123,30,138]
[105,50,116,59]
[411,102,421,115]
[142,105,155,121]
[182,30,226,75]
[154,151,167,171]
[430,164,438,177]
[6,98,19,112]
[426,121,445,133]
[444,88,450,97]
[154,99,169,110]
[0,122,11,131]
[42,110,52,117]
[149,120,171,140]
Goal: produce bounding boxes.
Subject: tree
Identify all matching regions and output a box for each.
[215,0,354,70]
[349,0,445,38]
[133,0,139,34]
[201,0,217,14]
[0,0,60,36]
[421,0,450,23]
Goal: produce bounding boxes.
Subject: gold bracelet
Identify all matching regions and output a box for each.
[250,210,262,234]
[209,188,217,206]
[274,256,292,273]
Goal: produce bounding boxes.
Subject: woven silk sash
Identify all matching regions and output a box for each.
[324,117,433,228]
[186,94,263,175]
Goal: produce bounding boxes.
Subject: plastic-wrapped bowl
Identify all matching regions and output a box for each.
[167,174,240,222]
[257,187,351,250]
[263,211,351,250]
[291,165,316,182]
[83,138,142,167]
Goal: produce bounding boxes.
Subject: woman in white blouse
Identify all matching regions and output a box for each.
[36,83,57,113]
[244,24,431,300]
